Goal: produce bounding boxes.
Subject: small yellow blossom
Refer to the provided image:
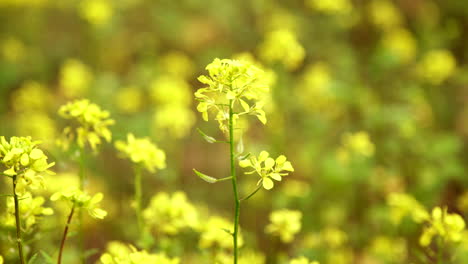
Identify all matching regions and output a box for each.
[115,133,166,173]
[51,188,107,219]
[239,151,294,190]
[159,51,195,79]
[265,209,302,243]
[387,192,429,224]
[11,81,52,112]
[368,0,402,30]
[115,86,143,113]
[419,207,465,247]
[382,28,417,63]
[289,256,319,264]
[306,0,352,15]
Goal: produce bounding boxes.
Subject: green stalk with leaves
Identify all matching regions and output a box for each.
[193,58,294,263]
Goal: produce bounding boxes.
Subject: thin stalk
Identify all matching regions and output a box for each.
[57,205,75,264]
[240,185,262,202]
[229,100,240,264]
[78,150,86,264]
[134,165,143,233]
[12,176,26,264]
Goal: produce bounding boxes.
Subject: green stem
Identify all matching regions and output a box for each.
[78,150,86,264]
[134,165,143,234]
[229,100,240,264]
[12,176,26,264]
[57,205,75,264]
[240,185,262,202]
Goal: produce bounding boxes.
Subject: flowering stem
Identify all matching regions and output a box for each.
[78,150,86,264]
[134,164,143,234]
[58,205,75,264]
[12,176,26,264]
[229,99,240,264]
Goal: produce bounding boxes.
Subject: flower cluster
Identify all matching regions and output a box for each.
[51,188,107,219]
[258,29,305,70]
[289,256,319,264]
[58,99,114,151]
[142,191,198,235]
[195,58,269,132]
[79,0,114,27]
[306,0,352,15]
[239,151,294,190]
[0,136,55,193]
[419,207,465,247]
[265,209,302,243]
[387,192,429,224]
[99,241,180,264]
[1,192,53,232]
[199,216,244,250]
[115,133,166,173]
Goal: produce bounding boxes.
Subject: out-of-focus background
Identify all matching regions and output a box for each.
[1,0,468,263]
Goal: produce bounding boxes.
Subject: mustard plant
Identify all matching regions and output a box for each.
[115,133,166,236]
[58,99,114,263]
[0,136,55,264]
[193,58,294,263]
[51,188,107,264]
[98,241,180,264]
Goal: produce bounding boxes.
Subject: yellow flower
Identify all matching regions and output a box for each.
[368,0,402,30]
[58,99,114,151]
[0,136,55,194]
[159,51,195,79]
[289,256,319,264]
[258,29,305,70]
[11,81,53,112]
[51,188,108,219]
[387,192,429,224]
[239,151,294,190]
[115,86,143,114]
[99,241,180,264]
[417,49,456,85]
[337,131,375,164]
[199,216,244,250]
[142,191,198,235]
[79,0,113,26]
[419,207,465,247]
[152,105,195,138]
[306,0,352,15]
[382,28,417,63]
[150,75,192,107]
[115,133,166,173]
[195,58,270,132]
[266,209,302,243]
[59,59,93,98]
[1,192,54,232]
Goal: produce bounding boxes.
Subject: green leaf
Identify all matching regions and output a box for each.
[39,251,54,264]
[27,253,39,264]
[193,169,218,183]
[196,128,217,143]
[84,248,99,258]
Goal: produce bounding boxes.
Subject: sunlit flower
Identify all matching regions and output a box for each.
[417,49,456,85]
[59,59,93,98]
[51,188,108,219]
[265,209,302,243]
[258,29,305,70]
[99,241,180,264]
[239,151,294,190]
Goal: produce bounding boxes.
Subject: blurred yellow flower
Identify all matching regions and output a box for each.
[12,81,52,112]
[59,59,93,98]
[306,0,352,15]
[143,191,198,235]
[258,29,305,70]
[417,49,456,85]
[15,113,57,143]
[152,105,195,138]
[199,216,243,250]
[265,209,302,243]
[99,241,180,264]
[387,192,429,224]
[159,51,195,79]
[58,99,114,151]
[1,192,54,231]
[337,131,375,164]
[368,0,402,30]
[290,256,319,264]
[150,75,192,107]
[419,207,465,247]
[51,187,108,219]
[115,86,143,113]
[115,133,166,173]
[79,0,113,26]
[382,28,417,63]
[2,37,25,62]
